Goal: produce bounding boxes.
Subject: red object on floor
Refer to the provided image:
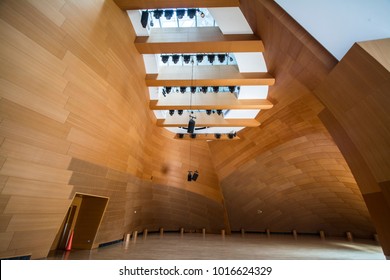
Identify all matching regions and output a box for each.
[66,231,74,251]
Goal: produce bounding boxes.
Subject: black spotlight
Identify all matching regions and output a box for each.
[161,55,169,64]
[190,133,196,139]
[206,110,212,115]
[190,86,197,94]
[217,110,223,116]
[192,170,199,181]
[196,54,204,63]
[215,133,221,139]
[228,132,237,139]
[176,9,185,19]
[141,10,149,28]
[178,133,184,139]
[212,86,219,93]
[218,54,226,63]
[169,110,174,116]
[229,86,236,93]
[164,9,174,20]
[165,86,172,94]
[183,55,191,64]
[178,110,183,115]
[153,9,163,20]
[187,171,192,181]
[201,86,208,93]
[172,54,180,64]
[207,54,215,64]
[180,87,187,93]
[187,118,195,133]
[187,8,197,19]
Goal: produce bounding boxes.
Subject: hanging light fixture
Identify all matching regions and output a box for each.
[186,58,199,182]
[172,54,180,64]
[164,9,174,20]
[161,55,169,64]
[141,10,149,28]
[183,55,191,64]
[176,9,185,19]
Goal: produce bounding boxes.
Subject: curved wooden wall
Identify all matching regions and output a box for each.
[207,0,376,238]
[0,0,225,259]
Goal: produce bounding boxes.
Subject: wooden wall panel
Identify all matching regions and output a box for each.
[206,0,375,240]
[314,39,390,255]
[2,0,217,259]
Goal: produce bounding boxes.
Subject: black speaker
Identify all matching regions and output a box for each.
[187,119,195,133]
[192,171,199,181]
[141,11,149,28]
[187,171,192,182]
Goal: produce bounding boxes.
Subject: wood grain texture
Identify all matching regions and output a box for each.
[114,0,240,10]
[0,0,227,258]
[0,0,387,258]
[135,27,264,54]
[0,0,221,259]
[314,39,390,255]
[207,0,375,239]
[150,93,273,110]
[145,65,275,86]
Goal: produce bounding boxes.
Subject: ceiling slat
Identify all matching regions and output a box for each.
[135,27,264,54]
[146,65,275,86]
[150,92,273,110]
[114,0,240,10]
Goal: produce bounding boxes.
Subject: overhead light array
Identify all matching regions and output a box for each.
[162,86,239,95]
[177,132,238,140]
[141,8,206,28]
[167,110,226,116]
[160,54,234,65]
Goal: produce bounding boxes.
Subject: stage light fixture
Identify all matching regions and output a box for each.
[141,11,149,28]
[218,54,226,63]
[164,9,173,20]
[213,86,219,93]
[192,170,199,181]
[228,132,237,139]
[206,110,212,115]
[207,54,215,64]
[190,133,196,139]
[217,110,223,116]
[229,86,236,93]
[165,87,172,94]
[161,55,169,63]
[190,86,197,94]
[196,54,204,63]
[215,133,221,139]
[187,8,197,19]
[187,118,195,133]
[178,110,183,115]
[169,110,174,116]
[176,9,185,19]
[178,133,184,139]
[180,87,187,93]
[201,86,208,93]
[153,9,163,19]
[183,55,191,64]
[172,54,180,64]
[187,171,192,181]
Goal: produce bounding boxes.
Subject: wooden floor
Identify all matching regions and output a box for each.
[47,233,384,260]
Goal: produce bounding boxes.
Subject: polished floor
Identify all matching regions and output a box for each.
[47,232,385,260]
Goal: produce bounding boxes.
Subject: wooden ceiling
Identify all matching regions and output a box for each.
[127,3,275,137]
